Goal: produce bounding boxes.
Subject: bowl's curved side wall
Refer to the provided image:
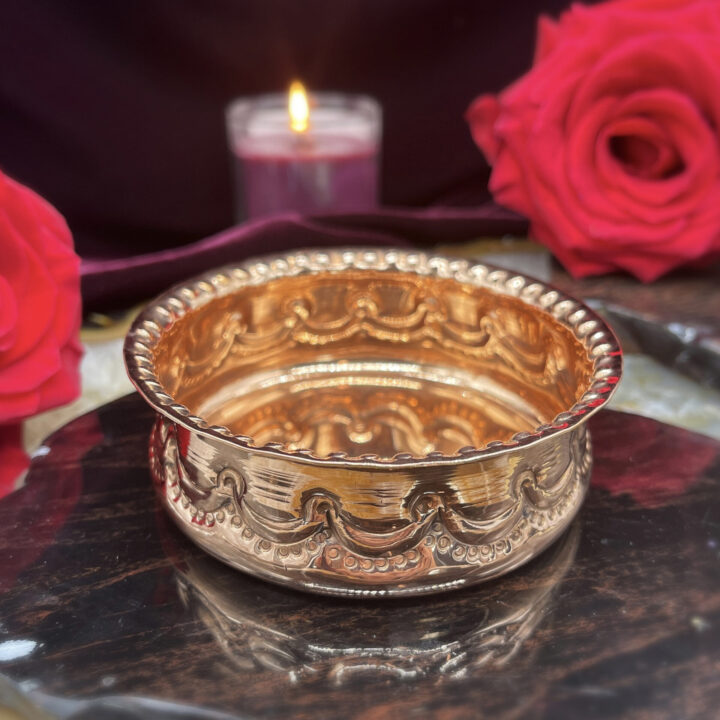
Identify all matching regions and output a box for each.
[149,414,591,597]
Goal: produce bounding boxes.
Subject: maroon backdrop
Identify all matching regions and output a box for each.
[0,1,584,307]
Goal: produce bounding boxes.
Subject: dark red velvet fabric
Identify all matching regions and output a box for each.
[81,205,526,308]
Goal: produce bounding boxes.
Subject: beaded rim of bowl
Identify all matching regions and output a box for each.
[124,248,622,468]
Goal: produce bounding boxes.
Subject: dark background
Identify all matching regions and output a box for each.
[0,1,574,259]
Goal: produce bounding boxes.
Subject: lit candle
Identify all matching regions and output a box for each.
[226,82,381,220]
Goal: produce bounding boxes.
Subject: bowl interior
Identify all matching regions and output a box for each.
[152,270,594,459]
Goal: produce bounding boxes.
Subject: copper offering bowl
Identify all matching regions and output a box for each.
[124,249,621,597]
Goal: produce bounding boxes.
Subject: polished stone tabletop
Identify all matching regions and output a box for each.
[1,394,719,719]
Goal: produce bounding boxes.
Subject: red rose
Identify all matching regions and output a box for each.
[0,170,82,497]
[466,0,720,281]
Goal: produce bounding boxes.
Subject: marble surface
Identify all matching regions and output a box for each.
[1,395,719,719]
[611,355,720,440]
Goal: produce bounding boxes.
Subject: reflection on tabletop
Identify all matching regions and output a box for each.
[173,523,580,684]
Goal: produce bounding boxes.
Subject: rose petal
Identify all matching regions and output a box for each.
[534,15,562,63]
[0,170,81,422]
[0,210,57,363]
[34,342,83,412]
[466,95,502,161]
[0,391,40,424]
[595,91,719,215]
[0,276,18,351]
[529,221,617,278]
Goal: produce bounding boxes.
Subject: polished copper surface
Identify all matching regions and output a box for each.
[125,249,622,596]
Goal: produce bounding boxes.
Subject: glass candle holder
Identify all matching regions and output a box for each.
[226,92,381,221]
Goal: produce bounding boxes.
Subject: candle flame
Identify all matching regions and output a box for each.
[288,81,310,133]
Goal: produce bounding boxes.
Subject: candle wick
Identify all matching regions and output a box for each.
[294,132,314,153]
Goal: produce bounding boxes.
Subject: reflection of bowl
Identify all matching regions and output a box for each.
[176,523,580,682]
[125,249,620,596]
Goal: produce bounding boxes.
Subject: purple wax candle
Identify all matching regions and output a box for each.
[227,87,381,220]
